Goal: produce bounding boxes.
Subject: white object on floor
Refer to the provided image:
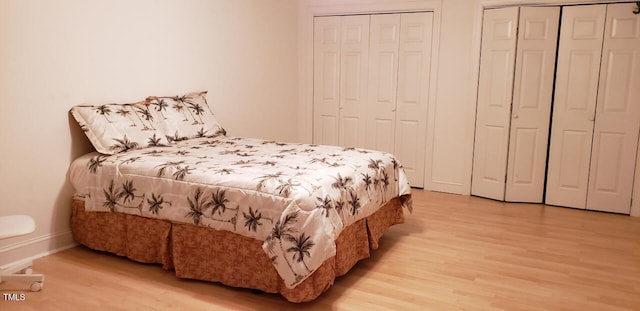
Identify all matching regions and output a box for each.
[0,215,44,291]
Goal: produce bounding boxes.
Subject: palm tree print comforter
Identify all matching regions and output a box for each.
[70,136,412,288]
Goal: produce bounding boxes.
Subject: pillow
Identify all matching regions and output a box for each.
[70,100,169,154]
[146,91,226,142]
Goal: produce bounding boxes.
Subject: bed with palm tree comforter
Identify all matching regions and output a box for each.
[69,136,411,301]
[67,91,411,302]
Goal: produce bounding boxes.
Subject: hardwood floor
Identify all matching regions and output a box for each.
[2,189,639,310]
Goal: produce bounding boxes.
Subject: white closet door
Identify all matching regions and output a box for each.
[395,12,433,188]
[339,15,370,148]
[366,14,401,154]
[504,7,559,202]
[313,16,341,146]
[587,3,640,214]
[471,7,519,200]
[546,5,606,209]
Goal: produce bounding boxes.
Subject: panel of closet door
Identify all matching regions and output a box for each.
[471,6,559,202]
[313,16,341,146]
[586,3,640,213]
[505,7,559,202]
[471,7,518,201]
[340,15,370,148]
[366,14,400,153]
[395,12,433,189]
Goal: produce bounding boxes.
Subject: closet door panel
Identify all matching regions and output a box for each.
[471,7,519,200]
[313,17,341,146]
[395,12,433,188]
[545,5,606,209]
[339,15,370,148]
[366,14,400,154]
[505,6,559,202]
[587,3,640,214]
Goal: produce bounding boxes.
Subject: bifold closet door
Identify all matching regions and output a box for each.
[314,13,433,187]
[395,13,433,188]
[313,16,341,146]
[546,5,607,209]
[366,14,401,153]
[313,15,370,148]
[339,16,370,148]
[472,7,558,201]
[547,3,640,214]
[505,7,559,202]
[586,3,640,214]
[471,7,519,201]
[366,12,432,188]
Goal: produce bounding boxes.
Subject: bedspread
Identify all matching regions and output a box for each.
[69,136,411,288]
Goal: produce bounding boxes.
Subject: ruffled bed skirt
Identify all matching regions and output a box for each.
[70,196,406,302]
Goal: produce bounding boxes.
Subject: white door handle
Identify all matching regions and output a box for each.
[513,114,519,119]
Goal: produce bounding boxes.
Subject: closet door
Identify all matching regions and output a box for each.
[339,15,370,148]
[505,7,559,202]
[313,16,341,146]
[366,14,401,153]
[546,5,606,209]
[313,15,369,148]
[366,13,432,188]
[586,3,640,214]
[394,12,433,188]
[314,13,433,187]
[471,7,519,200]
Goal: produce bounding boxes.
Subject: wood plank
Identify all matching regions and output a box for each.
[1,189,639,310]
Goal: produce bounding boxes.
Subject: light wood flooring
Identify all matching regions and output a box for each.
[2,189,639,310]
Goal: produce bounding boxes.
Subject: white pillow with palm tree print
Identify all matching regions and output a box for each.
[70,100,169,155]
[146,91,226,143]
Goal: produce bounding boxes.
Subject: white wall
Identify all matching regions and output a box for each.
[0,0,299,265]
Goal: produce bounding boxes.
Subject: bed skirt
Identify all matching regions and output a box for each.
[70,196,406,302]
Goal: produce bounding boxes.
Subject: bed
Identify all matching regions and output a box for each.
[67,91,412,302]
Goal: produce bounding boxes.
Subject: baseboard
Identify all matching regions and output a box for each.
[0,230,77,269]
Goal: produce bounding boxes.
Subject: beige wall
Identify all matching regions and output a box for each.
[0,0,299,265]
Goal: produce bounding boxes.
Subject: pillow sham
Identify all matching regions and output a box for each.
[70,100,169,155]
[146,91,226,143]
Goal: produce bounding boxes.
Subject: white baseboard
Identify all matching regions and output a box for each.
[0,230,77,269]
